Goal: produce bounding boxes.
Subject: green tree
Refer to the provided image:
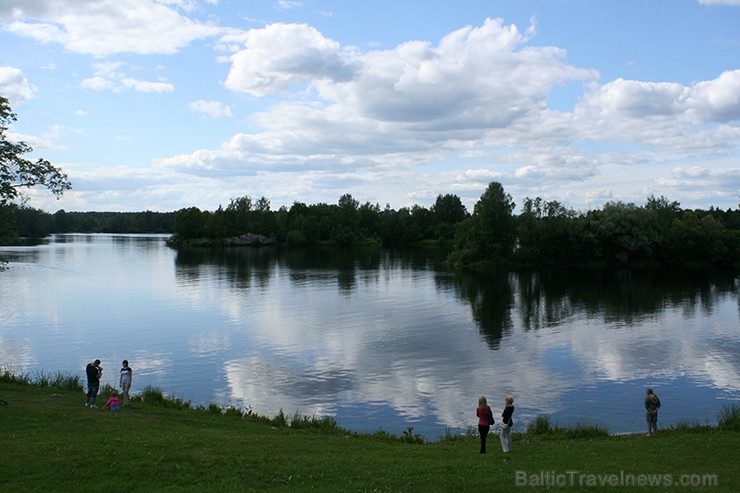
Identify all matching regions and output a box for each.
[174,207,206,240]
[430,193,468,241]
[53,210,71,233]
[449,182,515,267]
[1,97,71,205]
[516,197,582,266]
[588,202,660,264]
[475,182,516,257]
[358,201,382,241]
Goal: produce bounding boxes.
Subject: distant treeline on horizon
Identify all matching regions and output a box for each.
[2,181,739,268]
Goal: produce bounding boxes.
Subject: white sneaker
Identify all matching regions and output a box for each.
[90,404,97,409]
[85,402,89,407]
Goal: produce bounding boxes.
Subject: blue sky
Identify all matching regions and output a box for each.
[1,0,739,213]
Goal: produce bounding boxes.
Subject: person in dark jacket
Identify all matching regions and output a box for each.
[500,396,515,452]
[85,359,102,408]
[645,388,661,436]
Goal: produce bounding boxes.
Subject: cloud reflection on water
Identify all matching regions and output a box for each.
[190,250,740,436]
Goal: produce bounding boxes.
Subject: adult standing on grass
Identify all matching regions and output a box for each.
[85,359,102,408]
[119,360,132,407]
[645,388,661,436]
[476,396,494,454]
[499,395,515,453]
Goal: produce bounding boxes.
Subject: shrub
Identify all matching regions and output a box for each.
[527,415,552,436]
[0,369,82,391]
[526,415,608,440]
[289,412,341,433]
[137,386,191,410]
[439,426,477,443]
[223,406,244,419]
[0,369,31,384]
[141,386,165,404]
[401,427,425,444]
[717,404,740,431]
[271,408,288,428]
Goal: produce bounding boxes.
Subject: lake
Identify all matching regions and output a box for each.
[1,234,738,439]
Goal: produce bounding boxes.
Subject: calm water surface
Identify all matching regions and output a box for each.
[1,234,739,439]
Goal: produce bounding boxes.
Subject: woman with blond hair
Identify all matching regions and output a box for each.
[476,396,494,453]
[499,396,515,453]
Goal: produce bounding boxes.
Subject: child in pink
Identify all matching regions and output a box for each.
[102,390,121,411]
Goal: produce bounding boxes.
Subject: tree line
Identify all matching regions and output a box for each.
[2,182,740,268]
[170,192,468,248]
[450,183,740,268]
[0,205,175,239]
[152,182,740,267]
[169,182,740,267]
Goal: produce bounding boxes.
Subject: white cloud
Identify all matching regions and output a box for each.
[6,6,738,214]
[143,18,740,211]
[224,23,358,96]
[80,62,174,93]
[0,0,224,56]
[0,66,36,104]
[275,1,303,11]
[80,76,117,91]
[211,19,598,165]
[698,0,740,5]
[564,72,740,171]
[120,78,175,93]
[189,100,233,118]
[576,70,740,125]
[577,78,687,119]
[685,69,740,123]
[659,166,740,190]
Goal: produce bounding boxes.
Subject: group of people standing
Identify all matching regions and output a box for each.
[476,395,515,454]
[84,359,133,410]
[475,388,662,454]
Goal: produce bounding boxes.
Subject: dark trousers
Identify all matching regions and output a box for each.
[478,425,490,453]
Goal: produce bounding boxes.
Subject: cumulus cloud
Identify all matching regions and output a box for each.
[685,70,740,123]
[224,23,358,96]
[225,19,595,128]
[576,70,740,124]
[0,66,36,104]
[0,0,223,56]
[194,19,598,174]
[146,18,740,210]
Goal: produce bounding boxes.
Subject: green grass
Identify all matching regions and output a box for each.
[1,377,738,492]
[525,414,610,440]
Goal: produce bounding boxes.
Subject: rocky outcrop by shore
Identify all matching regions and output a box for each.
[223,233,277,246]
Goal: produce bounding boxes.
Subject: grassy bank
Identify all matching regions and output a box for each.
[1,374,738,492]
